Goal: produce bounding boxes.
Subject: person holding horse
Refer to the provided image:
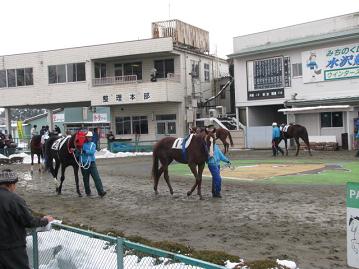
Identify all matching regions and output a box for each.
[272,122,284,156]
[207,141,230,198]
[80,131,106,198]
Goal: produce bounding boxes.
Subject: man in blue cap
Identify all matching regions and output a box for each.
[0,169,53,269]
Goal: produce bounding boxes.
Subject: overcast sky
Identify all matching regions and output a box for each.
[1,0,359,59]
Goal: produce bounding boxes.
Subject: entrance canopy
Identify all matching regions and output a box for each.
[278,105,353,114]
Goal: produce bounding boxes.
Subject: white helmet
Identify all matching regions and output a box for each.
[86,131,93,137]
[272,122,277,126]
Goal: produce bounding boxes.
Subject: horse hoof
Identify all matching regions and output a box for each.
[199,196,204,200]
[78,193,83,197]
[154,190,159,195]
[170,190,174,195]
[187,191,192,196]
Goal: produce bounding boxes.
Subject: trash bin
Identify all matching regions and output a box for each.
[342,133,348,150]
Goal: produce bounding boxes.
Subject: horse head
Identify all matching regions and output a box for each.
[204,127,216,157]
[74,131,87,150]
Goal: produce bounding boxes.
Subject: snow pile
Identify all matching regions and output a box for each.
[276,259,297,269]
[96,148,152,159]
[26,229,202,269]
[3,149,152,164]
[224,259,298,269]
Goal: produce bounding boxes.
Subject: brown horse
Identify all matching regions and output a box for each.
[152,130,215,200]
[30,135,43,173]
[190,127,233,154]
[280,124,312,156]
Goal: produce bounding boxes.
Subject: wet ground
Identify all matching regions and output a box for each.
[3,149,357,269]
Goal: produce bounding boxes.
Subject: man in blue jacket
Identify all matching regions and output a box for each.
[272,122,284,156]
[207,143,230,198]
[81,131,106,197]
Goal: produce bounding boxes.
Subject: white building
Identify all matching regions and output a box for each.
[230,12,359,149]
[0,20,229,141]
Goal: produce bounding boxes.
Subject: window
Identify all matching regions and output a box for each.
[24,68,33,85]
[156,114,176,121]
[321,112,343,127]
[124,62,142,80]
[154,59,174,78]
[16,69,25,86]
[95,63,106,79]
[115,116,131,135]
[114,64,123,77]
[156,114,176,135]
[57,65,66,83]
[115,116,148,135]
[204,63,210,81]
[292,63,303,77]
[7,69,16,87]
[67,63,86,82]
[284,57,291,87]
[49,63,85,84]
[191,60,199,78]
[132,116,148,134]
[0,70,7,88]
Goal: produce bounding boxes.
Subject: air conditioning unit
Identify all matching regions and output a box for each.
[216,106,226,117]
[209,109,218,118]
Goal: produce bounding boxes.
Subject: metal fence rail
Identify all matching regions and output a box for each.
[27,223,226,269]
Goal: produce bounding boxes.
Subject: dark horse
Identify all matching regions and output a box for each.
[45,131,87,196]
[279,124,312,156]
[190,127,233,154]
[30,135,44,173]
[152,130,215,200]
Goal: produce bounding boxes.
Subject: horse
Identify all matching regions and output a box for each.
[152,129,216,200]
[279,123,312,156]
[45,131,87,196]
[349,216,359,254]
[30,135,44,173]
[190,127,233,154]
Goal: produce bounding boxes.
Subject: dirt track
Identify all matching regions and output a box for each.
[3,149,356,269]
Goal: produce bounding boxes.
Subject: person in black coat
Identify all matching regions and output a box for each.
[0,170,53,269]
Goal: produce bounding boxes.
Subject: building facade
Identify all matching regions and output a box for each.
[230,12,359,149]
[0,20,229,141]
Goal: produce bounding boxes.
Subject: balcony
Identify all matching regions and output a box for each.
[92,73,180,87]
[92,75,137,86]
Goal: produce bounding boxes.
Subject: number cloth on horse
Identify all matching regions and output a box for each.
[171,134,194,149]
[51,136,71,151]
[280,124,290,133]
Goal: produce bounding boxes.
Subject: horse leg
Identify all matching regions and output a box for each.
[53,161,60,191]
[73,165,82,197]
[163,166,174,195]
[57,164,66,195]
[31,153,34,174]
[187,163,199,197]
[284,139,288,156]
[294,137,300,156]
[154,166,164,195]
[37,153,41,172]
[224,142,229,155]
[196,163,205,200]
[302,137,312,156]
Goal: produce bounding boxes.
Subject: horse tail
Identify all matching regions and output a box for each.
[302,127,310,149]
[227,130,234,147]
[152,149,159,180]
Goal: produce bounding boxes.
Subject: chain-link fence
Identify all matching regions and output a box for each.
[27,223,226,269]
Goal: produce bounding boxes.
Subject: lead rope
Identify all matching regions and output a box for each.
[67,138,91,170]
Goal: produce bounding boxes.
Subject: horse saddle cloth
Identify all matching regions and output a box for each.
[172,134,194,150]
[280,125,290,133]
[51,136,70,151]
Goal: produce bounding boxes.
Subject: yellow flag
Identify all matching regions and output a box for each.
[17,121,24,139]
